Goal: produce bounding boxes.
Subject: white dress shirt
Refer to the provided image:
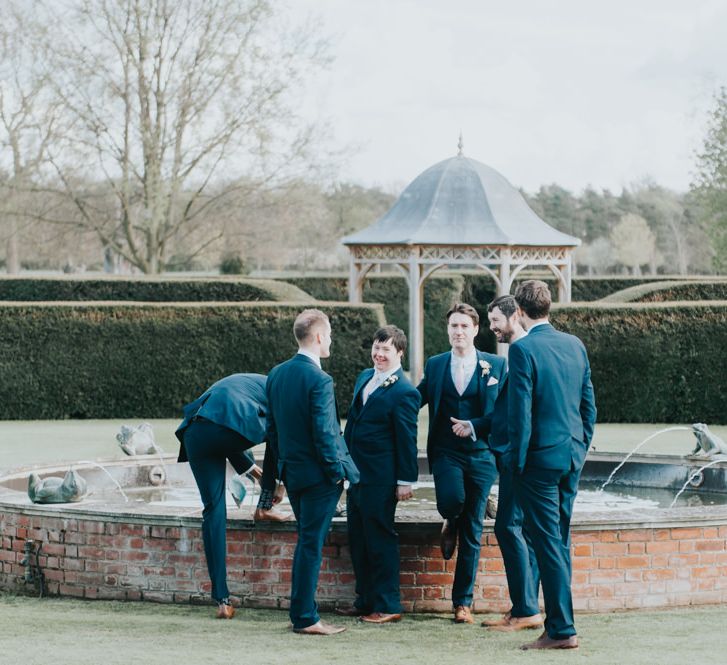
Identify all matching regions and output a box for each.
[297,348,321,368]
[451,348,478,441]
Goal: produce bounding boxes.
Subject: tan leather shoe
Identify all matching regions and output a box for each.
[454,605,474,624]
[521,631,578,650]
[360,612,402,624]
[293,620,346,635]
[481,611,511,627]
[216,602,235,619]
[440,519,457,560]
[254,506,294,522]
[488,613,543,632]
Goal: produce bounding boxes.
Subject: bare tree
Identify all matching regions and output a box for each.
[0,4,60,273]
[37,0,332,273]
[610,213,660,275]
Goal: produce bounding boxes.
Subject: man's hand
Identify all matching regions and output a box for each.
[396,485,413,502]
[272,482,286,505]
[450,417,473,438]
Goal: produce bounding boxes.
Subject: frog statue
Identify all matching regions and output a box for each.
[28,469,87,504]
[117,422,159,456]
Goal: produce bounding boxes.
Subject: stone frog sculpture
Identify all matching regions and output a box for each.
[691,423,727,458]
[28,469,87,504]
[117,423,159,456]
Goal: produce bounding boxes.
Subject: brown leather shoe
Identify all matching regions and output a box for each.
[454,605,474,624]
[521,631,578,650]
[216,602,235,619]
[335,606,368,617]
[488,613,543,632]
[293,620,346,635]
[440,519,457,560]
[481,611,511,627]
[360,612,402,624]
[254,506,294,522]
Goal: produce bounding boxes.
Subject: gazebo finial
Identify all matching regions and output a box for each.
[457,131,464,156]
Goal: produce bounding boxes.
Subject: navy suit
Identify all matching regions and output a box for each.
[344,367,419,614]
[175,373,275,602]
[266,353,359,630]
[489,375,540,618]
[508,323,596,640]
[417,350,506,608]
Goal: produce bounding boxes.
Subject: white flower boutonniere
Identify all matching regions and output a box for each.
[382,374,399,388]
[479,360,491,377]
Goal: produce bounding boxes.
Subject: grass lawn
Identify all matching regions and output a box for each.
[2,594,727,665]
[2,419,722,471]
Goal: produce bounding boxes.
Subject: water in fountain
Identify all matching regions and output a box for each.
[75,460,130,502]
[669,458,727,508]
[600,426,690,491]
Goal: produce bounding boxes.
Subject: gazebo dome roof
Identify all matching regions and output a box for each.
[343,154,580,247]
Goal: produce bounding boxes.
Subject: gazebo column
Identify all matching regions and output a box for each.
[348,260,363,303]
[407,251,425,383]
[558,252,573,302]
[498,248,512,296]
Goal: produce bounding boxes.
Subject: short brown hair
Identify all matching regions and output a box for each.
[373,325,407,353]
[514,280,551,319]
[446,303,479,327]
[293,308,329,343]
[487,295,517,318]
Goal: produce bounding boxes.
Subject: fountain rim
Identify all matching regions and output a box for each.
[2,452,727,532]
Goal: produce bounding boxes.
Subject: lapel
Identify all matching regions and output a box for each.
[432,353,450,418]
[350,368,374,420]
[361,366,402,414]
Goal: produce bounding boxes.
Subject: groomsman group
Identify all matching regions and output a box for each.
[177,279,596,650]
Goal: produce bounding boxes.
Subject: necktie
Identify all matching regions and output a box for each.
[454,360,466,395]
[363,373,382,404]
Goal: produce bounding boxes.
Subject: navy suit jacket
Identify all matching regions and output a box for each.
[417,349,507,468]
[266,354,360,493]
[175,373,267,463]
[344,367,420,486]
[507,323,597,474]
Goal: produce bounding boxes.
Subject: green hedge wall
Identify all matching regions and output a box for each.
[285,274,467,359]
[602,280,727,303]
[0,276,313,302]
[550,302,727,424]
[0,302,384,420]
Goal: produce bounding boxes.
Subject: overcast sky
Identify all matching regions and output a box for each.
[292,0,727,194]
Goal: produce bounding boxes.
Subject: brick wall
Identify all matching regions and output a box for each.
[2,507,726,611]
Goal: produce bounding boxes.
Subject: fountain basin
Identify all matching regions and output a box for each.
[1,452,726,612]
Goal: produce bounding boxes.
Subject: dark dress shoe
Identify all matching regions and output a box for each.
[440,519,457,560]
[294,620,346,635]
[335,606,368,617]
[216,602,235,619]
[521,631,578,650]
[360,612,402,624]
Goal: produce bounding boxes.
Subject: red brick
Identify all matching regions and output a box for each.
[617,556,650,569]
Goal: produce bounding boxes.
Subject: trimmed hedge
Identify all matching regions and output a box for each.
[0,276,313,303]
[550,301,727,424]
[285,274,467,359]
[0,301,384,419]
[602,279,727,303]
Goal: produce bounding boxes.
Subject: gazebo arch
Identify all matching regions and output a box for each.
[343,144,580,382]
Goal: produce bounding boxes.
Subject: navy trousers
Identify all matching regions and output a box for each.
[493,451,540,617]
[346,484,401,614]
[513,461,582,639]
[183,418,256,602]
[432,449,497,608]
[287,481,343,630]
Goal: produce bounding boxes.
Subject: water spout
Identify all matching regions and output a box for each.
[76,461,129,502]
[669,458,727,508]
[600,426,690,491]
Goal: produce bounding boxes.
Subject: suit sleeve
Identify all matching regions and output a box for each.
[579,347,597,447]
[393,388,421,484]
[507,342,534,475]
[262,382,280,488]
[311,374,346,483]
[471,356,507,440]
[416,360,430,408]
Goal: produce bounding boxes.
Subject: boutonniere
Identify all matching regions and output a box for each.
[479,360,491,377]
[382,374,399,388]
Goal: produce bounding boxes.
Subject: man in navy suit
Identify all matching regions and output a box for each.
[266,308,360,636]
[417,303,506,625]
[508,281,596,650]
[480,296,542,633]
[176,373,289,619]
[339,325,420,624]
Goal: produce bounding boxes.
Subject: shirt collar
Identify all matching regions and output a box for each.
[527,321,549,332]
[451,348,477,367]
[297,348,321,368]
[373,364,401,381]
